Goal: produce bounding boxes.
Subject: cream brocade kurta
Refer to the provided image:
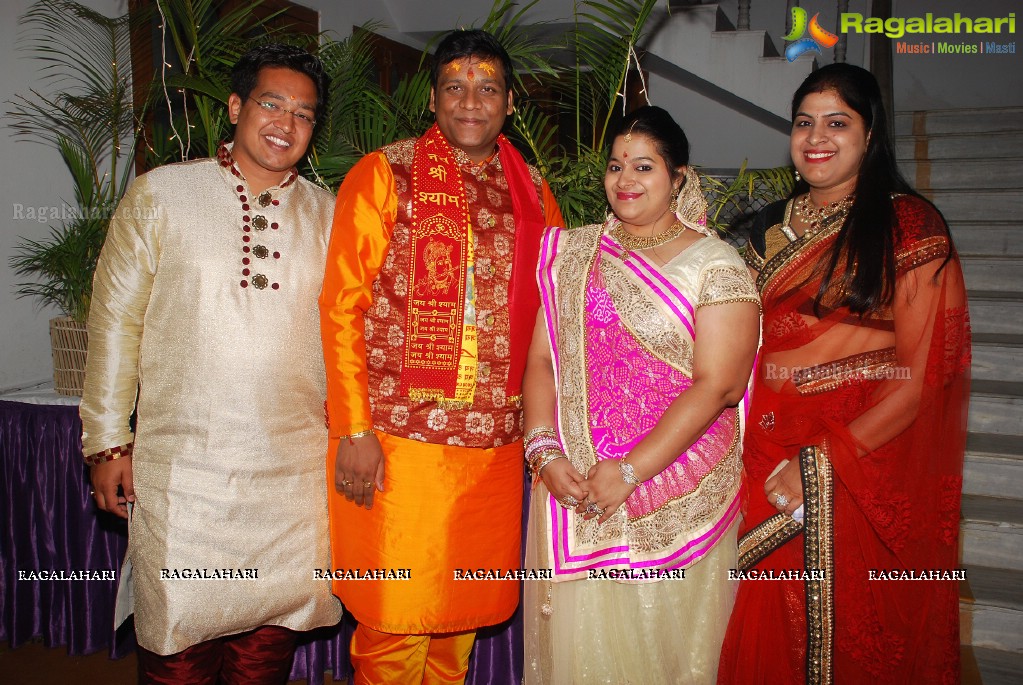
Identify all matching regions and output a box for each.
[80,153,342,654]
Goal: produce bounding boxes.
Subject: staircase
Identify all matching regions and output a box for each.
[644,2,813,121]
[898,106,1023,684]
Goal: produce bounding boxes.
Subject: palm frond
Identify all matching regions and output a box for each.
[702,163,796,234]
[9,213,109,322]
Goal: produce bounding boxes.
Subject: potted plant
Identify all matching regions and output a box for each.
[6,0,285,395]
[7,0,138,395]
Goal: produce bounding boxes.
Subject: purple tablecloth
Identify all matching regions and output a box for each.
[0,398,523,684]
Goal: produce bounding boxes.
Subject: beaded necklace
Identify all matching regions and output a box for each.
[794,192,854,238]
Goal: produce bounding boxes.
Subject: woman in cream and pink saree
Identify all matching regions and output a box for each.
[521,106,760,684]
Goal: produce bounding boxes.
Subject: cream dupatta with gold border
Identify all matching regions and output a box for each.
[524,220,758,684]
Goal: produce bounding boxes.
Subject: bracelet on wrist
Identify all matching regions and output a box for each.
[84,443,133,467]
[619,459,641,486]
[341,428,375,444]
[535,451,568,477]
[524,426,558,444]
[525,437,562,463]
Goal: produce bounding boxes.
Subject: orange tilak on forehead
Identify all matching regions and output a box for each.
[444,59,497,82]
[474,60,496,78]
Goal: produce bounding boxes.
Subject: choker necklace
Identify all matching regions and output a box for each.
[794,193,854,237]
[610,219,686,252]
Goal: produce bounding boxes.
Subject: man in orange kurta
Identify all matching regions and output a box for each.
[319,29,563,685]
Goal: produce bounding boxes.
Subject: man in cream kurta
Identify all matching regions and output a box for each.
[80,44,341,683]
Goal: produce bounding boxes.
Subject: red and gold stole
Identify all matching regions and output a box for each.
[401,124,475,404]
[401,124,545,404]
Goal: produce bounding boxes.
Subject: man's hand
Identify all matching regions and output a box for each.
[335,433,385,510]
[90,457,135,519]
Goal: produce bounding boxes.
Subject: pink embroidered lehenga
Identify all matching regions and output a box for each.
[523,220,759,684]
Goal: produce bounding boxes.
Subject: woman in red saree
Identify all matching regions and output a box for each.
[717,64,970,684]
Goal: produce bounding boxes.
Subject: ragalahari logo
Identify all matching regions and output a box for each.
[783,7,840,61]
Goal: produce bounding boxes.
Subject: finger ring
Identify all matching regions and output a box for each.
[560,495,579,508]
[774,492,789,508]
[585,502,604,516]
[341,479,353,487]
[363,482,373,488]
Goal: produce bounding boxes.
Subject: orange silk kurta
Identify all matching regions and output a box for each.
[320,140,563,633]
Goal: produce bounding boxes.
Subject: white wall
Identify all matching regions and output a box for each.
[648,73,792,169]
[0,0,126,391]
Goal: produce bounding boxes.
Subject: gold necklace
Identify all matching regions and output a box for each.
[609,219,686,252]
[794,193,854,237]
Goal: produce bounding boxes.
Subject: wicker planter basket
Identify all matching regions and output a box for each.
[49,316,88,397]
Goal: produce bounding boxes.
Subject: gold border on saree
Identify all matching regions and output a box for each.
[793,347,899,396]
[800,443,835,685]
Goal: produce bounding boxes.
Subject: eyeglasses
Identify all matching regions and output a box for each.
[248,98,316,127]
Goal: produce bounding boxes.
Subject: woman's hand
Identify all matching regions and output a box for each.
[540,457,589,510]
[764,458,803,517]
[578,459,637,524]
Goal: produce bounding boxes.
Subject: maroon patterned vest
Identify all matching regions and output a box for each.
[363,139,545,448]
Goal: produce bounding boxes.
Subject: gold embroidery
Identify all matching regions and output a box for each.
[737,512,803,571]
[697,296,761,310]
[744,244,765,271]
[758,200,846,296]
[555,226,743,556]
[763,223,795,263]
[896,235,948,273]
[793,347,899,395]
[801,443,835,685]
[697,265,760,309]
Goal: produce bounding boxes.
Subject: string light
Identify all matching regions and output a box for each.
[157,0,187,159]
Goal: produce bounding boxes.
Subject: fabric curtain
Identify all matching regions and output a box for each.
[0,399,523,684]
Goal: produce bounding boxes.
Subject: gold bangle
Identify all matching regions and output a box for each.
[341,428,374,443]
[524,426,558,444]
[534,450,567,477]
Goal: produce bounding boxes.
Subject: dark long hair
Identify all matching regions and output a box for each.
[791,64,939,315]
